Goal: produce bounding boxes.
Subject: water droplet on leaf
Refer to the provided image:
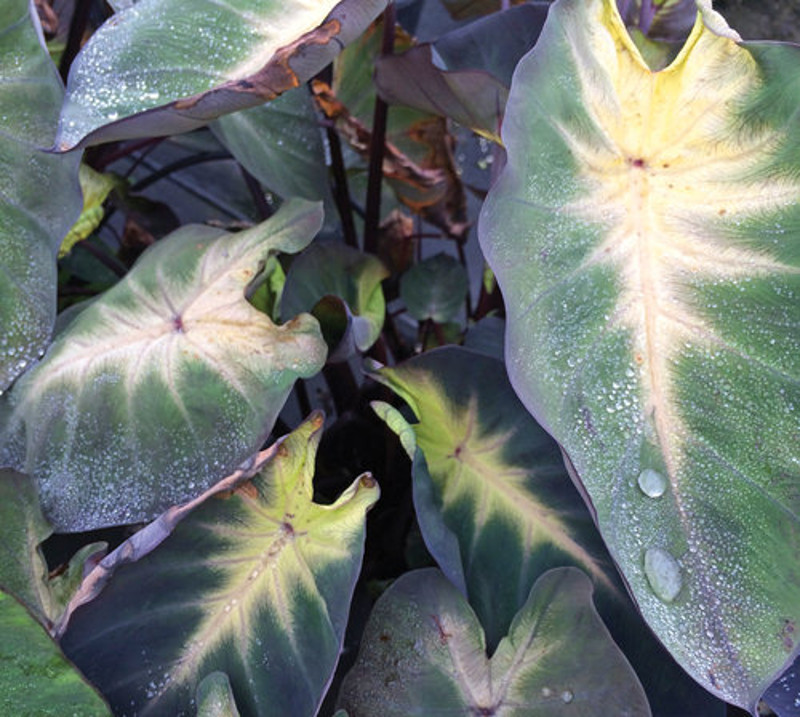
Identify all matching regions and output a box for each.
[637,468,667,497]
[644,547,682,602]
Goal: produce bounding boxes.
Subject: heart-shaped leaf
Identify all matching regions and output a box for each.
[338,567,650,716]
[400,254,468,324]
[0,199,327,531]
[479,0,800,708]
[58,413,379,716]
[56,0,389,150]
[0,0,82,391]
[370,347,614,649]
[0,589,110,716]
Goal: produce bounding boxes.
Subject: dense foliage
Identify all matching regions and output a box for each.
[0,0,799,715]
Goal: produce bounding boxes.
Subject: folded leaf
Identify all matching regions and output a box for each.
[0,199,327,531]
[56,0,389,150]
[281,242,389,360]
[479,0,800,708]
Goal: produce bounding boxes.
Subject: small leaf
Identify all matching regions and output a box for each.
[338,567,650,716]
[56,0,389,150]
[59,414,379,716]
[0,199,328,531]
[0,589,110,716]
[59,164,123,257]
[281,242,389,360]
[400,253,468,323]
[0,0,82,391]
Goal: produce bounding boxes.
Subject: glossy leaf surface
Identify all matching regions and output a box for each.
[338,567,650,716]
[371,347,613,649]
[59,414,379,716]
[0,589,110,716]
[0,200,327,531]
[479,0,800,707]
[56,0,388,150]
[0,0,81,391]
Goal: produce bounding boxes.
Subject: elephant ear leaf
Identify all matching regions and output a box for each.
[56,0,389,150]
[0,199,327,532]
[479,0,800,710]
[0,0,81,391]
[58,414,379,716]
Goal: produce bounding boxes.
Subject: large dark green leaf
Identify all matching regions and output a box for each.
[0,0,81,391]
[59,413,379,716]
[0,589,110,716]
[338,567,650,716]
[56,0,389,150]
[479,0,800,708]
[370,347,614,649]
[0,199,327,531]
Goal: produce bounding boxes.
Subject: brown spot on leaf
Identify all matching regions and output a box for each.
[431,614,452,644]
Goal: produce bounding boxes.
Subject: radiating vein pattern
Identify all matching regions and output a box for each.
[480,0,800,707]
[0,200,327,531]
[60,416,378,716]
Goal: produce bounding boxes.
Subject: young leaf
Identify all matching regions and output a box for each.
[0,0,81,391]
[370,347,614,649]
[0,589,110,716]
[479,0,800,708]
[58,413,379,716]
[399,253,468,324]
[338,567,650,716]
[281,242,389,361]
[55,0,389,150]
[0,199,327,531]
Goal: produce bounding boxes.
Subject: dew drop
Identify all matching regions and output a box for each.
[637,468,667,498]
[644,547,682,602]
[561,689,574,704]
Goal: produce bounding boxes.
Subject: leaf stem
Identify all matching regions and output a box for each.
[363,3,396,255]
